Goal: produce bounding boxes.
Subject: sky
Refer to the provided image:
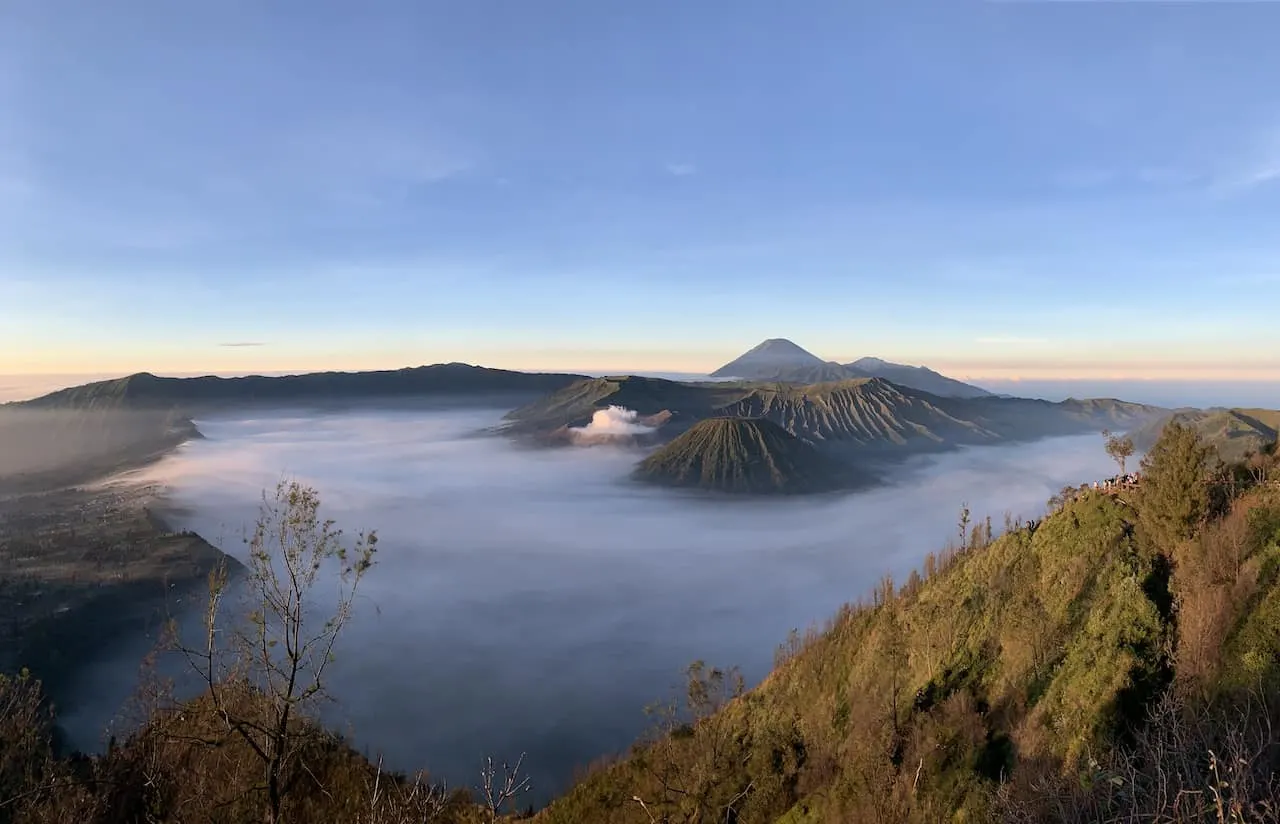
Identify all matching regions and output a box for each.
[3,1,1280,382]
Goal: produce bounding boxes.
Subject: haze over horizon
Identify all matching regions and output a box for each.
[5,2,1280,381]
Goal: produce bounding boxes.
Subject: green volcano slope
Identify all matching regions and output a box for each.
[633,417,858,494]
[539,429,1280,823]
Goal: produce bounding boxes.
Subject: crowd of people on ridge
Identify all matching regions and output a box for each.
[1092,471,1140,491]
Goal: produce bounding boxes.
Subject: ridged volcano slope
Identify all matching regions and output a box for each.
[633,417,854,494]
[502,375,1165,454]
[716,378,998,448]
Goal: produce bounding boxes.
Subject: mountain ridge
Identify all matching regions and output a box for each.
[10,364,590,413]
[1129,407,1280,463]
[710,338,992,398]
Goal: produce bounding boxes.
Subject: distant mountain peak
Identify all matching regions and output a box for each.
[849,356,895,370]
[845,356,991,399]
[710,341,990,398]
[745,338,822,358]
[710,338,826,379]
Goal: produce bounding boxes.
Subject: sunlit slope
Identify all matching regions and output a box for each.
[538,487,1280,823]
[633,417,858,494]
[1130,408,1280,462]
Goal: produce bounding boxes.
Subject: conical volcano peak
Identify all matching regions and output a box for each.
[710,339,829,379]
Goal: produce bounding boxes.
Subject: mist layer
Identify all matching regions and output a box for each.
[59,406,1123,801]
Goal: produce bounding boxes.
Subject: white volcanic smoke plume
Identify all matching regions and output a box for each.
[569,406,658,439]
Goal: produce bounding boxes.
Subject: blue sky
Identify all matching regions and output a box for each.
[3,0,1280,380]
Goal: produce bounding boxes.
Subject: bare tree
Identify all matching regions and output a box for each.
[364,755,453,824]
[479,753,531,823]
[173,479,378,824]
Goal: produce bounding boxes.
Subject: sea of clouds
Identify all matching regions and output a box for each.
[57,405,1126,801]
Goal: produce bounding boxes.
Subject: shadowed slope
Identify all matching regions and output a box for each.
[633,417,855,494]
[13,364,588,413]
[0,408,200,493]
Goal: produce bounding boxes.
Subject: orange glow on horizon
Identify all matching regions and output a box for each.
[3,347,1279,384]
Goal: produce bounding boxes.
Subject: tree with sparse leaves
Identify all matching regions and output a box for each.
[1101,429,1136,476]
[632,661,751,824]
[175,479,378,824]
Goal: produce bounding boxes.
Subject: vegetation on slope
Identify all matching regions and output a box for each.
[1131,408,1280,464]
[540,421,1280,823]
[633,418,858,494]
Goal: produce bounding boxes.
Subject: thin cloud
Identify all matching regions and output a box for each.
[1229,159,1280,192]
[1207,122,1280,196]
[976,336,1050,346]
[1053,166,1201,191]
[218,342,267,348]
[665,162,697,177]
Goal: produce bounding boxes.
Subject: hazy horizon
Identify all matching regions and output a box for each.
[52,406,1128,803]
[3,369,1278,411]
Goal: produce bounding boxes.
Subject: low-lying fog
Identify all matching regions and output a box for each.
[61,406,1124,801]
